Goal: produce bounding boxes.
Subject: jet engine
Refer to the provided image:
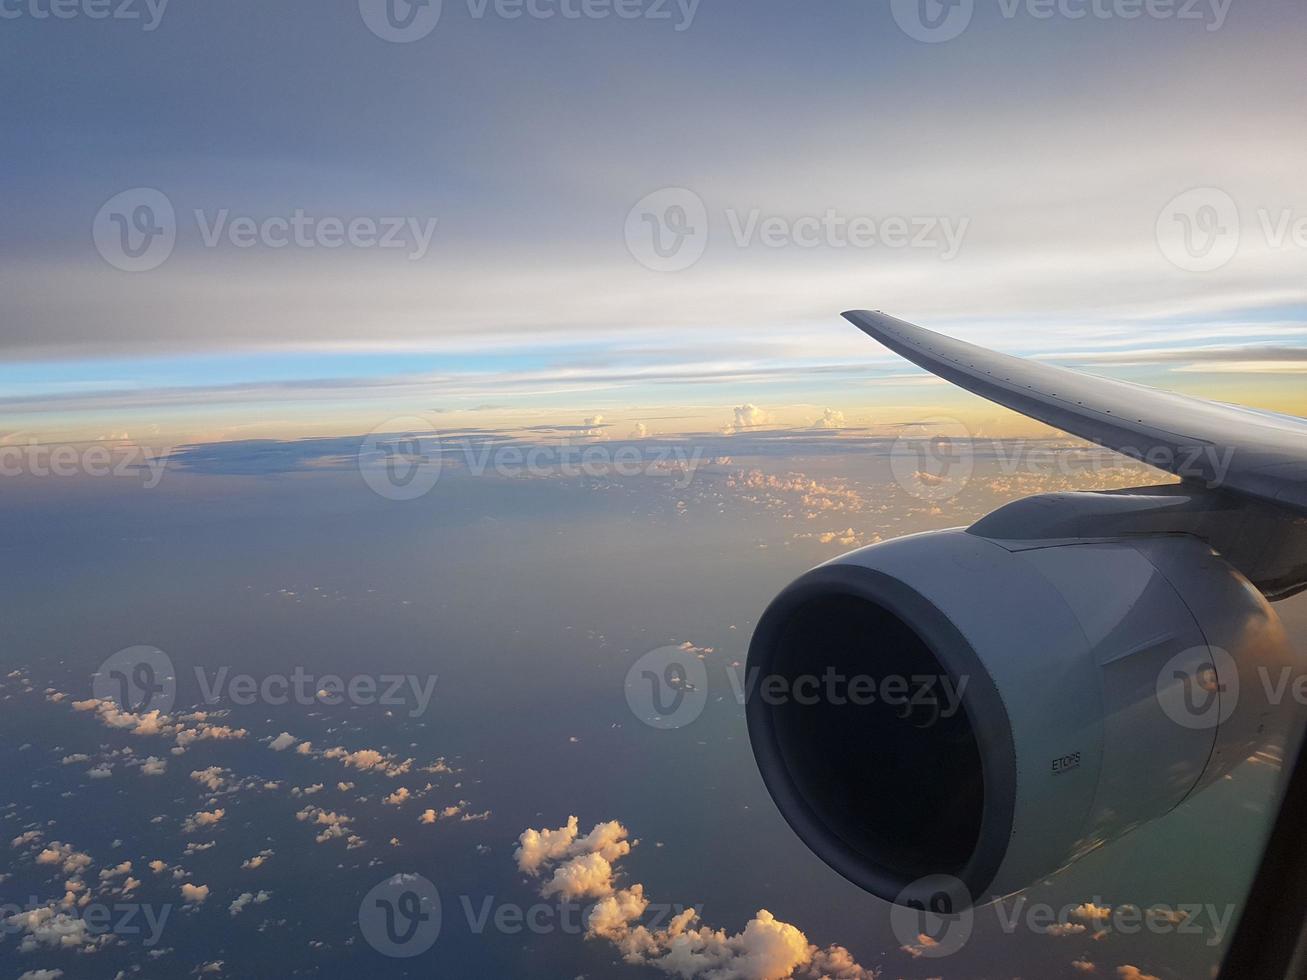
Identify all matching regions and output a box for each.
[746,507,1300,909]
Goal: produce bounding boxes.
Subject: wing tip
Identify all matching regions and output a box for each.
[841,309,892,340]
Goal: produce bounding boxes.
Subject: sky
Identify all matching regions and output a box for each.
[1,0,1305,447]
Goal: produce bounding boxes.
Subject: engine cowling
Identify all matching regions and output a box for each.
[745,527,1299,909]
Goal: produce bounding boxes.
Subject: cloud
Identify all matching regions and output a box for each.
[35,842,93,876]
[4,905,109,953]
[182,809,225,833]
[321,746,412,777]
[1116,968,1160,980]
[419,809,437,825]
[812,409,845,429]
[439,800,491,823]
[514,816,874,980]
[229,890,271,916]
[296,806,364,848]
[1072,903,1113,926]
[181,883,210,904]
[67,697,247,747]
[191,767,230,792]
[268,732,298,751]
[99,860,132,880]
[242,849,274,870]
[793,528,868,547]
[728,404,770,433]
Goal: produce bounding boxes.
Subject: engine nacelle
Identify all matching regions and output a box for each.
[746,527,1299,909]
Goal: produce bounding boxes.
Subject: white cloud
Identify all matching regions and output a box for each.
[728,404,770,433]
[515,817,874,980]
[268,732,297,751]
[4,905,109,953]
[229,890,271,916]
[322,746,412,777]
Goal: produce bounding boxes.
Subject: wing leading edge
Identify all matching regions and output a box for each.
[844,310,1307,514]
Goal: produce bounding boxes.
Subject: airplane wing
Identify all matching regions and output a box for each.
[844,310,1307,514]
